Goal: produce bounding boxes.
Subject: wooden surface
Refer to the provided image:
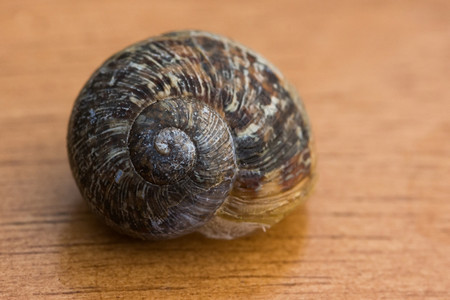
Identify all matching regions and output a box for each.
[1,0,449,299]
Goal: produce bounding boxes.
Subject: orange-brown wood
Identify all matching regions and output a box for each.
[0,1,449,298]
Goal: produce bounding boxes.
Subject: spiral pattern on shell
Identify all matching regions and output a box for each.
[67,30,316,240]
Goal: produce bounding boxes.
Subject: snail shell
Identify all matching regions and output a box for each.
[67,30,316,240]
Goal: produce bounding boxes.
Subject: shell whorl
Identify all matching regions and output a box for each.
[129,98,236,186]
[67,30,316,240]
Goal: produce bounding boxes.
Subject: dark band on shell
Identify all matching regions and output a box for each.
[67,30,316,240]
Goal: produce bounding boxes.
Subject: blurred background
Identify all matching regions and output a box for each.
[1,1,449,299]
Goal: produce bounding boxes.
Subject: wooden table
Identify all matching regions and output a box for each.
[1,1,449,298]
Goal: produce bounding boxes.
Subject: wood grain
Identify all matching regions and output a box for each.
[0,0,449,299]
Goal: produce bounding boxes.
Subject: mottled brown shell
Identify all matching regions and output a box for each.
[67,30,316,240]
